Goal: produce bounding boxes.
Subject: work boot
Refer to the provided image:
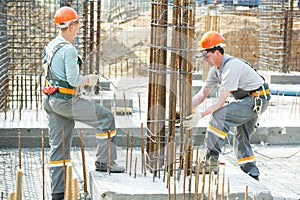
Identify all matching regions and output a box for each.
[192,150,219,174]
[240,165,260,181]
[95,161,125,173]
[249,174,259,181]
[52,192,64,200]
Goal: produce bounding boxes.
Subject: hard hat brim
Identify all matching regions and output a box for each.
[57,19,79,29]
[194,44,226,58]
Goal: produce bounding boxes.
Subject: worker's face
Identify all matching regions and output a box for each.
[202,50,217,66]
[69,20,80,40]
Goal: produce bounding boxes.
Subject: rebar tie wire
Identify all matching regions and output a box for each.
[147,67,193,75]
[150,21,196,30]
[151,1,195,10]
[144,125,193,151]
[149,43,196,53]
[144,137,194,168]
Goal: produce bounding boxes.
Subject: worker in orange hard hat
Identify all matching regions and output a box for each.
[53,6,80,28]
[199,30,225,50]
[184,31,271,181]
[43,6,124,200]
[195,31,225,63]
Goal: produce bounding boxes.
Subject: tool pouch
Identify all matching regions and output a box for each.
[43,85,58,95]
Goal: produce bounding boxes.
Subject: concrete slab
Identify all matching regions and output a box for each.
[89,155,272,200]
[1,146,299,199]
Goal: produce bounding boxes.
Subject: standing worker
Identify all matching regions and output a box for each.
[42,6,125,200]
[183,31,271,181]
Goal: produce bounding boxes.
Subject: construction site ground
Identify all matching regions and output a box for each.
[1,145,300,200]
[1,72,300,199]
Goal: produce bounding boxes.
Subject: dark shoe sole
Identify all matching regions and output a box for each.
[249,174,259,181]
[96,168,125,173]
[52,192,64,200]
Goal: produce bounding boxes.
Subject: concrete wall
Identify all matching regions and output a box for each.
[1,126,299,148]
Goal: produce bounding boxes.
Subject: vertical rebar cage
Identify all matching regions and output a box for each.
[146,0,196,175]
[0,1,8,113]
[0,0,299,128]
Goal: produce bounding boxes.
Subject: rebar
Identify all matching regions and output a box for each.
[16,169,22,200]
[65,165,72,200]
[80,130,88,195]
[62,128,66,192]
[107,131,111,175]
[42,130,45,200]
[72,178,78,200]
[8,192,15,200]
[18,129,21,169]
[126,133,129,172]
[129,135,134,177]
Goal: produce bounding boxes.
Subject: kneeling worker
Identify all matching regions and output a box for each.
[183,31,270,181]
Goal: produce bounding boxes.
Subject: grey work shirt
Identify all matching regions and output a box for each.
[204,54,264,92]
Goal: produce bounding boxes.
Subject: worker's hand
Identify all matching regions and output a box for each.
[183,109,202,130]
[87,74,99,87]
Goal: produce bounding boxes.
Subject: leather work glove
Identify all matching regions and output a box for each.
[183,109,202,130]
[87,74,99,87]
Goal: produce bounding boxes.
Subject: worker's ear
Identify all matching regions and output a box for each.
[69,24,74,31]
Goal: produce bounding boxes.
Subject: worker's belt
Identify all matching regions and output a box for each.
[231,82,271,100]
[250,83,271,100]
[57,87,77,95]
[43,79,77,100]
[250,89,270,97]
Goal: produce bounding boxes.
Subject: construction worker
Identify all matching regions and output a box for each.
[183,31,271,181]
[42,6,125,200]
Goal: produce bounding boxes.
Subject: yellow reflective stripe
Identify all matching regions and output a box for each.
[237,155,255,164]
[49,159,71,167]
[58,87,77,95]
[96,129,117,139]
[251,89,270,97]
[207,125,227,139]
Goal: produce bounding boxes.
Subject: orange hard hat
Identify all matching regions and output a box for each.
[199,31,225,50]
[53,6,79,27]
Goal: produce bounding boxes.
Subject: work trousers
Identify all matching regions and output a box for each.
[205,96,269,177]
[43,95,117,195]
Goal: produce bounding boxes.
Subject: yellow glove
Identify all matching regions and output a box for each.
[87,74,99,87]
[183,109,202,130]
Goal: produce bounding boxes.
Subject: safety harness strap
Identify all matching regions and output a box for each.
[42,41,77,99]
[223,56,271,100]
[42,41,69,69]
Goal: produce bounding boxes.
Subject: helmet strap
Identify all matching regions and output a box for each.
[58,19,78,29]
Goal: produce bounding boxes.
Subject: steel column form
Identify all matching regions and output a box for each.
[180,0,196,179]
[168,0,181,174]
[89,0,95,73]
[0,1,8,113]
[147,0,168,174]
[96,0,102,73]
[258,0,297,72]
[146,0,196,177]
[283,0,294,73]
[82,1,88,75]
